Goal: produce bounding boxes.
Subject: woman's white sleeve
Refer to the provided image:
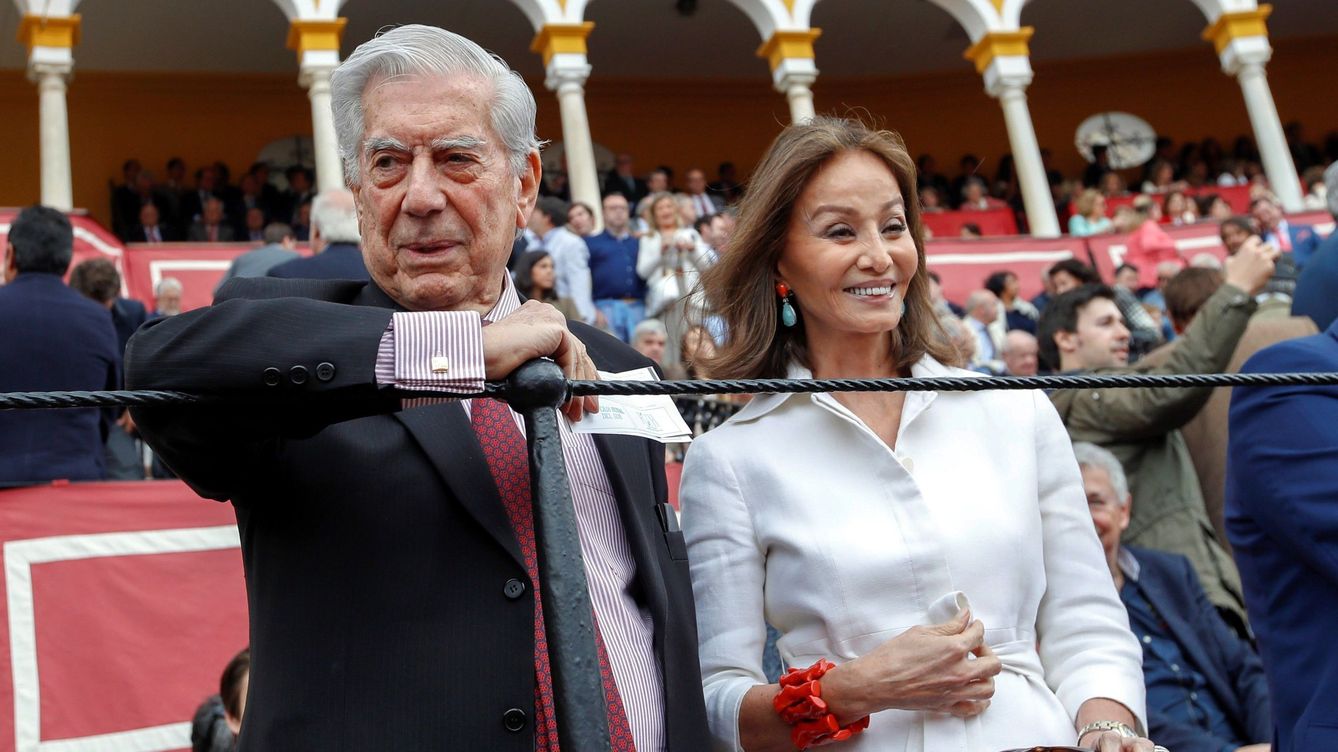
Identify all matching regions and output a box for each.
[636,234,662,281]
[1030,391,1147,731]
[680,436,768,752]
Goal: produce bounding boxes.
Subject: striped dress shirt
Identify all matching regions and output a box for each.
[374,274,666,751]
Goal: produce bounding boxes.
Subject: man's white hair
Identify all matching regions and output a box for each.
[310,189,361,244]
[330,24,541,185]
[155,277,183,296]
[1072,441,1129,505]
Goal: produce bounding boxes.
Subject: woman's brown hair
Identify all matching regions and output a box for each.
[700,116,959,379]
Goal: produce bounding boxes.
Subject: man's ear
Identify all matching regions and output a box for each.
[1054,329,1078,357]
[515,150,542,230]
[3,242,16,284]
[1118,495,1132,532]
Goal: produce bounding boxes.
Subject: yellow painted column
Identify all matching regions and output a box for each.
[964,28,1059,237]
[288,18,348,194]
[756,29,821,123]
[532,22,603,232]
[1202,5,1301,211]
[19,14,80,210]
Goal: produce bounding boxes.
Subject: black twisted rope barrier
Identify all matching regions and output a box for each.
[2,371,1337,411]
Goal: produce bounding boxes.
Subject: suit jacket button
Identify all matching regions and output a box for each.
[504,578,526,600]
[262,367,281,387]
[315,362,336,382]
[289,365,309,385]
[502,707,527,732]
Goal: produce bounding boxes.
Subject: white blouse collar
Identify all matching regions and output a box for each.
[729,354,954,425]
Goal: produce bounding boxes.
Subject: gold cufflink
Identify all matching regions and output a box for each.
[430,356,450,374]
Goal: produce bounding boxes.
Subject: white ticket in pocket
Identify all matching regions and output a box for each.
[568,367,693,443]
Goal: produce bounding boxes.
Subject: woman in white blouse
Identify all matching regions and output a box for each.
[681,118,1157,752]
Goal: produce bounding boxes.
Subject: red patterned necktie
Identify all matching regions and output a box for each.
[469,397,635,751]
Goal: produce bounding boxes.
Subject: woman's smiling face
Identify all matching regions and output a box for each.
[777,149,919,345]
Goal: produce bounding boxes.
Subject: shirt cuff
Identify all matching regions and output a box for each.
[374,310,486,394]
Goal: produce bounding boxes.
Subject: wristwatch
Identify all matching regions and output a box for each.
[1077,719,1138,742]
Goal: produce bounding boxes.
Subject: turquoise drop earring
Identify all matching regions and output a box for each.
[776,281,797,327]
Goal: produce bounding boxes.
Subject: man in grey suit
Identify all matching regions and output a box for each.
[215,223,298,293]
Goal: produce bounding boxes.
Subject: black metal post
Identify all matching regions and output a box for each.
[507,359,611,752]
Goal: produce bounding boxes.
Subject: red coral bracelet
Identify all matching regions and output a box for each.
[772,659,871,749]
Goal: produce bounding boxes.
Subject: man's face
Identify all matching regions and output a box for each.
[247,207,266,231]
[140,203,160,227]
[203,199,224,225]
[686,170,707,195]
[567,204,594,236]
[1082,464,1129,560]
[602,195,630,233]
[1114,267,1139,291]
[157,288,181,316]
[1057,297,1130,369]
[1251,200,1281,231]
[647,172,668,193]
[1221,223,1251,254]
[350,72,539,313]
[615,154,634,177]
[1051,269,1083,295]
[290,170,311,194]
[1003,336,1038,376]
[633,332,666,363]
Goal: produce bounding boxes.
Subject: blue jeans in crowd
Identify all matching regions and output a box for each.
[596,298,646,344]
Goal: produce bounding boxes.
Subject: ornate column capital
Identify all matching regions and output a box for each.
[963,27,1033,75]
[18,13,81,51]
[544,59,592,94]
[28,60,73,86]
[755,28,822,73]
[1204,5,1274,75]
[531,22,595,67]
[287,18,347,56]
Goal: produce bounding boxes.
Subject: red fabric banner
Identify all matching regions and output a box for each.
[1086,211,1335,283]
[0,481,247,752]
[922,207,1018,238]
[122,243,313,314]
[924,235,1091,304]
[0,210,127,296]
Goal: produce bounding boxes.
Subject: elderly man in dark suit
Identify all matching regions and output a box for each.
[127,24,709,751]
[0,206,121,486]
[1227,318,1338,752]
[266,189,367,280]
[1075,442,1271,752]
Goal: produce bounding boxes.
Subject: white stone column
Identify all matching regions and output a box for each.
[300,60,344,193]
[1228,56,1303,211]
[288,19,347,192]
[990,76,1059,237]
[758,30,822,124]
[32,62,74,211]
[547,62,602,228]
[777,69,817,124]
[966,29,1059,237]
[1206,8,1302,212]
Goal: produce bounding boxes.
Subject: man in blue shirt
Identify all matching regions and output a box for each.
[1075,442,1271,752]
[584,192,644,342]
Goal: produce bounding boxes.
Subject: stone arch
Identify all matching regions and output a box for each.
[924,0,1002,41]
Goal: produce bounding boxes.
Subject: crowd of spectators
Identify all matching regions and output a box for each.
[14,113,1338,750]
[110,158,318,244]
[911,124,1338,238]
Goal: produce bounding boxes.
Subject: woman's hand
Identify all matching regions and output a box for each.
[1082,730,1165,751]
[822,609,1002,722]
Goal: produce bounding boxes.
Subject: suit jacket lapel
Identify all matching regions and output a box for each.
[394,403,524,568]
[593,433,671,635]
[1140,563,1237,710]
